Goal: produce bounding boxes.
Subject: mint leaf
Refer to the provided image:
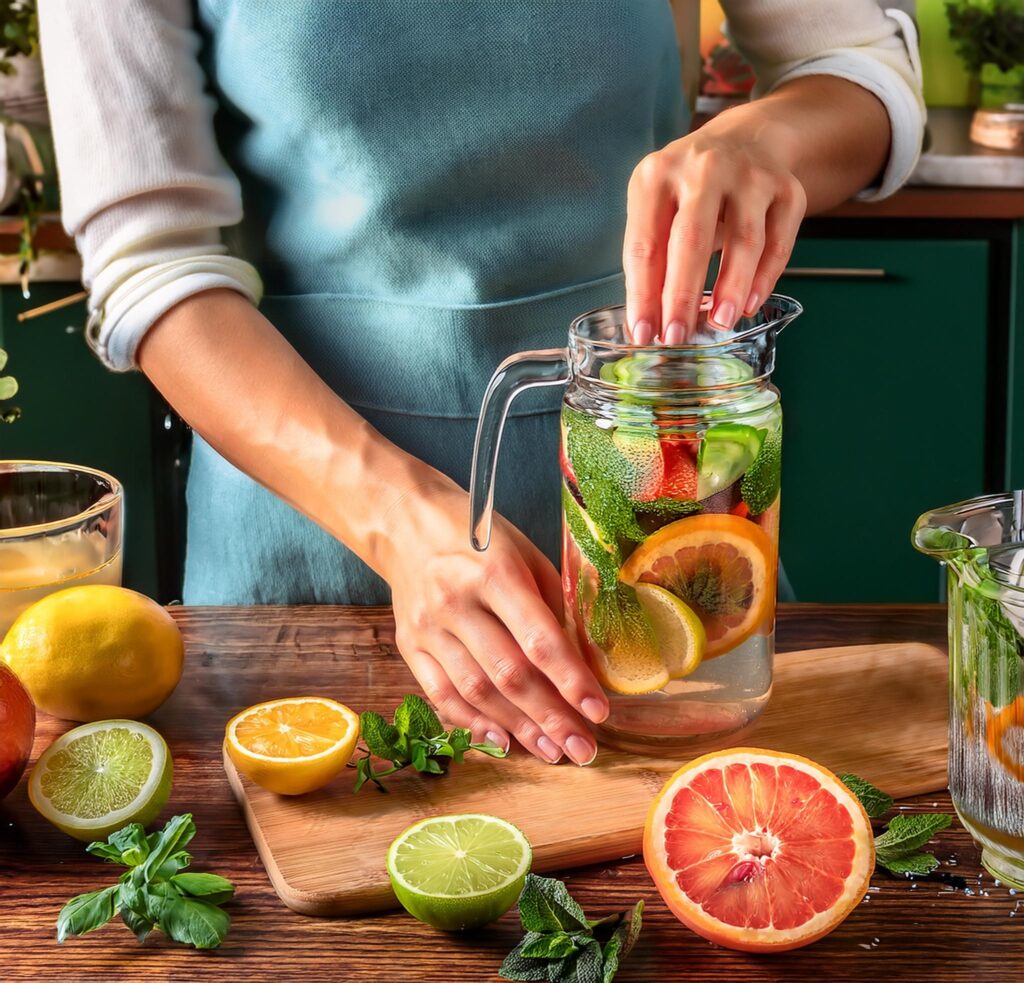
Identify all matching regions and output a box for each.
[518,875,589,933]
[878,851,940,877]
[564,940,604,983]
[562,483,620,589]
[963,583,1023,708]
[500,936,555,981]
[874,813,952,859]
[156,896,231,949]
[740,427,781,515]
[394,693,441,741]
[577,475,647,545]
[633,497,701,519]
[839,773,894,818]
[588,584,656,657]
[360,710,402,760]
[171,873,235,905]
[599,900,643,982]
[56,885,119,942]
[520,931,579,959]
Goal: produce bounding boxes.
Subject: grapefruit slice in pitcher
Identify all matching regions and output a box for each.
[620,514,773,658]
[644,748,874,952]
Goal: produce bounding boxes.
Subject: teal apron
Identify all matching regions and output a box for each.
[186,0,687,604]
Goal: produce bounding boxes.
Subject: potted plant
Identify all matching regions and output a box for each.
[946,0,1024,107]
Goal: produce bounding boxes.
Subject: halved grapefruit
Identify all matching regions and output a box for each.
[644,748,875,953]
[619,513,773,658]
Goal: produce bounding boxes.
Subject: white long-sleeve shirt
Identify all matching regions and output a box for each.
[39,1,924,371]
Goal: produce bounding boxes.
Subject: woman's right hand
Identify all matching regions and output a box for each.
[379,476,609,766]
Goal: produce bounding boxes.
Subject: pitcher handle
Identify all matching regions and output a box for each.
[469,348,569,551]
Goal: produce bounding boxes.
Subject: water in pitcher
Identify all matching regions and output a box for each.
[0,532,122,634]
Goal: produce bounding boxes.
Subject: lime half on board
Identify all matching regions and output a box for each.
[386,813,532,930]
[29,719,173,841]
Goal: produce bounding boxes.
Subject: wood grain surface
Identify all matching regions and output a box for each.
[226,641,947,916]
[2,604,1022,982]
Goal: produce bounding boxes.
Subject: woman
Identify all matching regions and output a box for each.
[40,1,923,767]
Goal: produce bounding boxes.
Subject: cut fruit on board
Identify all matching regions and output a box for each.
[644,748,875,952]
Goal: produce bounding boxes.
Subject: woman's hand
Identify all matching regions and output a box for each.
[379,477,609,766]
[623,121,807,345]
[623,77,892,345]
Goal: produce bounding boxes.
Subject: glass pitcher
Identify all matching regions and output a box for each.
[914,493,1024,888]
[470,294,801,754]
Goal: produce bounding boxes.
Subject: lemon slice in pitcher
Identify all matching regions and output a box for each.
[634,583,705,678]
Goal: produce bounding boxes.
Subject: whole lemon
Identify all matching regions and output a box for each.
[1,585,183,722]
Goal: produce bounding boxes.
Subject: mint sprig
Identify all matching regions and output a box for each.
[840,774,954,878]
[500,874,642,983]
[351,694,507,792]
[56,814,235,949]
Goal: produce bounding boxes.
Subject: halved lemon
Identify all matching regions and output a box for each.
[634,583,705,678]
[225,697,360,796]
[620,513,774,659]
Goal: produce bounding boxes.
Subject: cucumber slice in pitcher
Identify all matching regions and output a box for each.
[696,423,765,499]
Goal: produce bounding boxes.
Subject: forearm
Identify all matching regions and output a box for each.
[699,75,891,213]
[137,289,452,574]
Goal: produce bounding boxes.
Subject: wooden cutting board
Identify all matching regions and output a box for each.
[225,641,948,917]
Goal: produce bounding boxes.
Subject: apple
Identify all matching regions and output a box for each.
[0,662,35,799]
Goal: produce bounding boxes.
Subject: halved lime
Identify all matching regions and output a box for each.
[29,720,173,841]
[386,813,532,930]
[634,582,706,678]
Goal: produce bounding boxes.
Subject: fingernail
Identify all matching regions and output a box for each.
[537,736,563,763]
[487,730,510,752]
[581,696,608,724]
[663,321,685,345]
[744,292,761,317]
[566,734,597,767]
[632,319,653,345]
[710,300,736,331]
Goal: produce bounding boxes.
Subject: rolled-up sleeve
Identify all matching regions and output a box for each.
[721,1,926,201]
[39,0,261,370]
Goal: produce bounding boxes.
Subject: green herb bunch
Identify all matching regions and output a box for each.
[57,814,236,949]
[840,774,953,877]
[500,874,643,983]
[0,0,37,75]
[946,0,1024,73]
[352,693,507,792]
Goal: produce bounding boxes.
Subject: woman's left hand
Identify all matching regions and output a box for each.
[623,115,808,345]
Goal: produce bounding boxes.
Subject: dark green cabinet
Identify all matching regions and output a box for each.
[0,282,161,597]
[773,236,990,602]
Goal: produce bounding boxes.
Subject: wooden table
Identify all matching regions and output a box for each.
[2,604,1021,982]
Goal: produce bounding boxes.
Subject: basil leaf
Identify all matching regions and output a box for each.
[106,823,150,867]
[157,896,231,949]
[518,875,589,934]
[120,905,155,942]
[56,885,119,943]
[171,873,236,905]
[422,757,445,775]
[140,815,197,883]
[86,842,128,866]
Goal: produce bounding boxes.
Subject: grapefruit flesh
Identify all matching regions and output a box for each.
[620,514,774,658]
[644,748,875,952]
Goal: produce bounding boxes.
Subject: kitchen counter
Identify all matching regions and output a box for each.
[1,603,1021,982]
